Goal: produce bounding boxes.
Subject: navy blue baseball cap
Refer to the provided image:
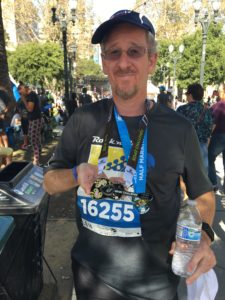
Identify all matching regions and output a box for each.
[91,10,155,44]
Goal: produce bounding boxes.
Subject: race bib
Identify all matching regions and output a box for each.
[77,188,141,237]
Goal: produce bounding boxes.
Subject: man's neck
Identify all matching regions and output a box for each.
[113,96,148,116]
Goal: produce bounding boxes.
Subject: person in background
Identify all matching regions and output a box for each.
[78,87,92,107]
[44,10,216,300]
[158,85,166,95]
[18,83,42,165]
[157,93,174,109]
[10,107,21,131]
[52,103,63,124]
[10,107,21,146]
[0,87,10,148]
[208,96,225,194]
[67,92,78,117]
[177,83,213,171]
[17,99,29,150]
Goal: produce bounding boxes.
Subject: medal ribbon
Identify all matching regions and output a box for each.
[98,99,151,194]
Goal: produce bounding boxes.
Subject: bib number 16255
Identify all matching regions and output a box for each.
[80,199,135,222]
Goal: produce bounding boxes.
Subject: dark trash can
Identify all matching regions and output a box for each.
[0,161,49,300]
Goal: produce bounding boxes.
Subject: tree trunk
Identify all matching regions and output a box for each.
[0,0,15,111]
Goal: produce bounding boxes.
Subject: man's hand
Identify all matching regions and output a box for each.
[185,234,216,285]
[77,163,98,194]
[169,234,216,285]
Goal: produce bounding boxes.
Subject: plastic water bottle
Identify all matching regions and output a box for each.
[172,199,202,277]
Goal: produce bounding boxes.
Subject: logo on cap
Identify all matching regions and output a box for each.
[110,10,131,19]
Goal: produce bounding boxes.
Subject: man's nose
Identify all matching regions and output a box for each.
[117,50,131,67]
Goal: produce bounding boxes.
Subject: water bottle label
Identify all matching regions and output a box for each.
[176,224,201,241]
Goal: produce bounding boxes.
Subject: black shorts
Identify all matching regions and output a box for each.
[72,259,179,300]
[21,118,29,135]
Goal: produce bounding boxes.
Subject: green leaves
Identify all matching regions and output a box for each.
[8,42,64,88]
[152,23,225,88]
[76,58,104,80]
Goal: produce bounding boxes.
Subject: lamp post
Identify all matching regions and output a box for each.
[68,44,76,99]
[193,0,221,86]
[168,44,184,95]
[51,0,77,112]
[160,63,170,86]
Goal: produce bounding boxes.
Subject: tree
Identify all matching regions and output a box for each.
[74,0,94,61]
[151,23,225,90]
[135,0,193,40]
[0,0,14,105]
[8,42,64,90]
[41,0,94,61]
[178,24,225,88]
[40,0,68,42]
[14,0,40,43]
[151,39,173,85]
[76,58,104,80]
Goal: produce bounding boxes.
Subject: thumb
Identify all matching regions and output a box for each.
[169,241,176,255]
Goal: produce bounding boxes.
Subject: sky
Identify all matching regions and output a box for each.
[92,0,136,22]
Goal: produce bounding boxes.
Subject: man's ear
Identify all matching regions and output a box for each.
[101,56,108,75]
[148,53,158,75]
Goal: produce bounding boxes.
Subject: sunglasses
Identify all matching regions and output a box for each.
[101,46,149,61]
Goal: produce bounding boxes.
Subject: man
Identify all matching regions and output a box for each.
[18,83,42,165]
[157,93,174,109]
[208,96,225,194]
[78,87,92,107]
[177,83,213,171]
[44,10,216,300]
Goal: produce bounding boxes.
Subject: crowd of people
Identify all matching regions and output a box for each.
[156,83,225,195]
[0,82,101,168]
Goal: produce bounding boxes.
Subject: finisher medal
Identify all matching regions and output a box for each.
[90,178,152,214]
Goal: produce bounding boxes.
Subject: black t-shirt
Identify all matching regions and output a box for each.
[26,91,41,120]
[46,99,212,299]
[17,100,28,119]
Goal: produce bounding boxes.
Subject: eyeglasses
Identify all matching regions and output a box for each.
[101,46,149,61]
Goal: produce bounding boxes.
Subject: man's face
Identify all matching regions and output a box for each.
[18,85,28,96]
[101,23,157,101]
[186,93,192,102]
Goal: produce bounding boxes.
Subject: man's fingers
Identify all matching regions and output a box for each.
[109,177,125,184]
[169,241,176,255]
[186,248,216,285]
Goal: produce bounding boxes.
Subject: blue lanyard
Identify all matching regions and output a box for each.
[114,107,147,193]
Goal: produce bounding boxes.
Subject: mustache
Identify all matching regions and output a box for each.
[114,68,136,76]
